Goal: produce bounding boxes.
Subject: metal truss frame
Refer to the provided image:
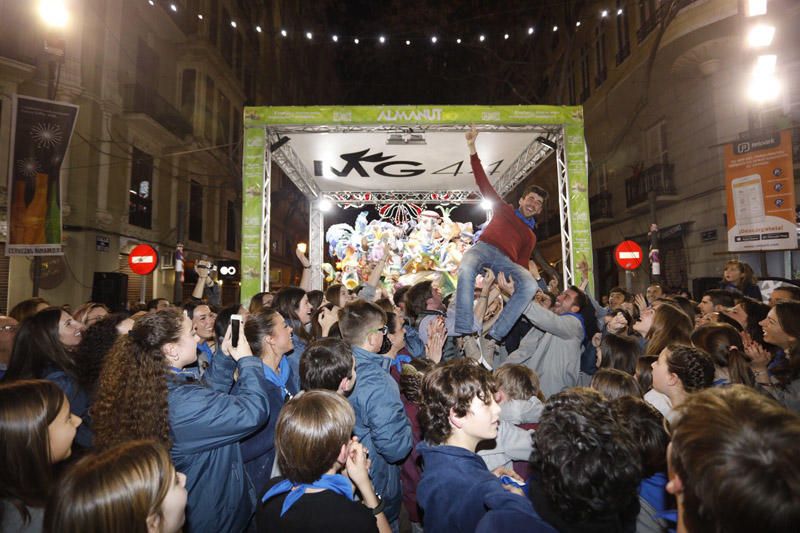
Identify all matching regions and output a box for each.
[260,123,577,289]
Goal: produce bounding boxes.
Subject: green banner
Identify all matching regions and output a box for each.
[244,105,584,127]
[564,123,594,294]
[241,126,266,302]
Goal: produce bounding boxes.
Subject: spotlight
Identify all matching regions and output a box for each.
[480,198,493,211]
[281,29,287,37]
[479,34,486,42]
[319,198,333,212]
[537,136,557,151]
[269,136,290,153]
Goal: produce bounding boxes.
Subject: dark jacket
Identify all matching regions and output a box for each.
[167,353,270,533]
[417,442,550,533]
[240,364,298,498]
[348,345,413,522]
[45,368,93,448]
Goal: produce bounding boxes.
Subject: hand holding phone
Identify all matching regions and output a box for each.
[231,314,242,348]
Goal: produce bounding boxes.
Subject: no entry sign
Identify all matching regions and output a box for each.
[128,244,159,275]
[614,240,643,271]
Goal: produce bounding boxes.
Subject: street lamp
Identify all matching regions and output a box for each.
[38,0,69,28]
[746,24,775,48]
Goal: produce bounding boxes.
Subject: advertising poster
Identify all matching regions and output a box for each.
[6,95,78,255]
[725,129,796,252]
[564,123,594,293]
[241,126,267,299]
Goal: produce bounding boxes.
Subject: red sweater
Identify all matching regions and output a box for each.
[471,154,537,267]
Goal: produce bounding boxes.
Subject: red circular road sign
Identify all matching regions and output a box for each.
[128,244,159,275]
[614,240,643,271]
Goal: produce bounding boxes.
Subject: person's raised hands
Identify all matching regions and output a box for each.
[497,271,516,296]
[221,323,253,362]
[465,125,479,144]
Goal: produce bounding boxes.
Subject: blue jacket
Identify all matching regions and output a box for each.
[44,368,93,448]
[348,345,413,522]
[283,332,306,393]
[417,442,551,533]
[239,362,298,498]
[167,354,270,533]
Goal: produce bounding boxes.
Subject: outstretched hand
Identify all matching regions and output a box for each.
[295,246,310,268]
[497,271,515,296]
[465,125,478,144]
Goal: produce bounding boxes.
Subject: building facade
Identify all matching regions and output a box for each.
[0,0,331,312]
[531,0,799,295]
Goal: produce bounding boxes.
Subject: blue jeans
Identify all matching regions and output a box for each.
[454,241,536,340]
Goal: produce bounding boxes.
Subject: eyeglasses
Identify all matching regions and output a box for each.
[370,325,388,336]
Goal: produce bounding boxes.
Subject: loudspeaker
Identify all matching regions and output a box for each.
[92,272,129,312]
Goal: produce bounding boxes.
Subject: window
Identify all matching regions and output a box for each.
[616,0,630,64]
[580,46,591,101]
[129,148,153,229]
[644,121,669,167]
[204,76,215,141]
[226,200,237,251]
[217,90,230,146]
[595,26,607,86]
[208,0,218,45]
[220,8,233,66]
[189,180,203,242]
[181,69,196,120]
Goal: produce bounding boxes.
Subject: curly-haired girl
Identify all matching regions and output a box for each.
[92,310,269,532]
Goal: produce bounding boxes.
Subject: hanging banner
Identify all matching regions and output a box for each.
[6,95,78,256]
[241,126,266,299]
[724,129,797,252]
[563,123,593,293]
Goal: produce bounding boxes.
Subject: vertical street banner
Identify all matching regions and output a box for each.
[6,95,79,255]
[724,129,797,252]
[564,122,594,294]
[241,125,267,300]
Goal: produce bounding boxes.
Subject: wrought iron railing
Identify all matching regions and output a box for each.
[625,163,676,207]
[122,83,193,138]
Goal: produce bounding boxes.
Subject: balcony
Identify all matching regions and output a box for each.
[615,43,630,66]
[122,83,193,139]
[590,191,613,222]
[637,0,699,43]
[625,163,677,208]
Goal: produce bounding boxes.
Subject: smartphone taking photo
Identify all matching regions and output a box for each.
[231,314,242,348]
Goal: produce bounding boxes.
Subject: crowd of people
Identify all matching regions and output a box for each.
[1,251,798,533]
[1,132,799,533]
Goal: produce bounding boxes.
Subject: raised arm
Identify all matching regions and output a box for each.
[466,127,501,203]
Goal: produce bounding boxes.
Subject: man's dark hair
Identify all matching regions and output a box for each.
[146,298,169,311]
[531,388,641,525]
[703,289,735,309]
[772,284,800,302]
[338,300,386,347]
[393,285,410,308]
[300,338,354,391]
[521,184,548,201]
[670,386,800,533]
[610,396,669,478]
[569,286,599,345]
[405,280,434,321]
[609,286,632,302]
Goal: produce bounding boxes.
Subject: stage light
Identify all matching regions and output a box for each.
[170,3,177,12]
[38,0,69,28]
[747,24,775,47]
[746,0,767,16]
[747,74,780,102]
[754,54,776,75]
[479,34,486,42]
[456,37,462,43]
[406,40,411,45]
[504,33,509,39]
[281,29,287,37]
[354,37,360,44]
[319,198,333,212]
[617,8,623,15]
[601,10,608,17]
[553,25,558,32]
[306,31,312,40]
[231,21,237,28]
[332,35,338,42]
[431,36,437,43]
[197,14,203,19]
[528,27,534,34]
[379,35,386,44]
[480,199,493,211]
[576,21,581,27]
[256,25,262,33]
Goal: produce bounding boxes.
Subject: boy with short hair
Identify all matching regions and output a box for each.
[339,300,413,528]
[300,338,357,395]
[416,359,554,533]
